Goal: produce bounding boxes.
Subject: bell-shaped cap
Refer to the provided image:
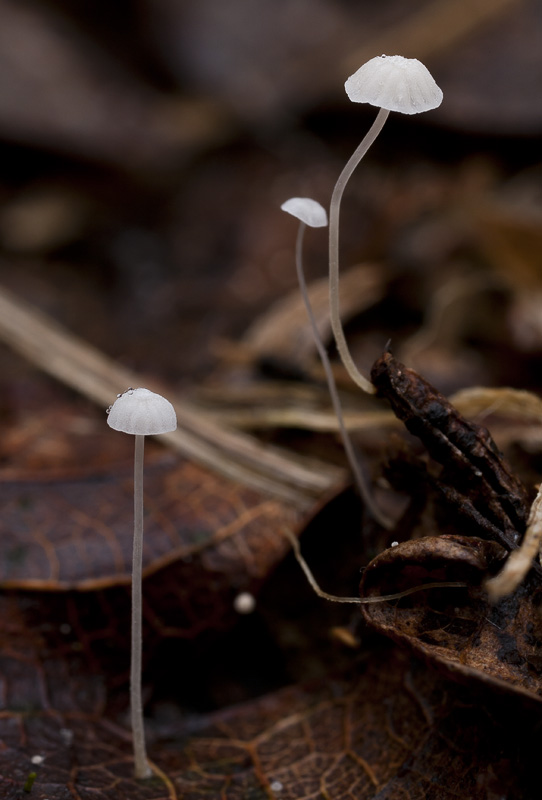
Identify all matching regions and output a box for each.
[281,197,328,228]
[345,55,443,115]
[107,388,177,435]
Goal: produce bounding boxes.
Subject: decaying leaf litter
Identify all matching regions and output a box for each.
[1,0,542,797]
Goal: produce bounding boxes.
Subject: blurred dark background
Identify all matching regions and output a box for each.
[0,0,541,397]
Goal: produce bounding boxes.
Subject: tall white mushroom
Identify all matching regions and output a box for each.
[107,387,177,779]
[281,197,391,528]
[329,55,443,393]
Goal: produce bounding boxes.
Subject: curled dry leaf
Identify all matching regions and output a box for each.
[361,535,542,703]
[367,352,542,702]
[371,351,531,552]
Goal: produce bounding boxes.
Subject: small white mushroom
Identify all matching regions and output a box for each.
[344,55,443,114]
[329,55,442,394]
[107,387,177,780]
[107,387,177,435]
[280,197,328,228]
[281,197,391,528]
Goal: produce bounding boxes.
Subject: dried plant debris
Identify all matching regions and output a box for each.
[360,535,542,704]
[244,263,386,372]
[371,351,531,553]
[486,483,542,602]
[364,353,542,700]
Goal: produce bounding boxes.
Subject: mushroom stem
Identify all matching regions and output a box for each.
[329,106,390,394]
[131,433,151,779]
[295,223,392,529]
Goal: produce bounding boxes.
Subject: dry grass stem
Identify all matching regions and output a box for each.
[486,484,542,602]
[0,282,343,507]
[450,386,542,422]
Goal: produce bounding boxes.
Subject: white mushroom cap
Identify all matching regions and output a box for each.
[280,197,328,228]
[345,55,443,115]
[107,388,177,435]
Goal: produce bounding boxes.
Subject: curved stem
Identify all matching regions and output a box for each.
[329,106,390,394]
[295,224,392,529]
[283,528,467,605]
[131,434,151,779]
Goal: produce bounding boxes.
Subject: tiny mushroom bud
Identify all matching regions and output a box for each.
[329,55,442,394]
[107,387,176,780]
[281,198,391,528]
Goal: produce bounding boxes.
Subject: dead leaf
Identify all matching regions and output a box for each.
[1,587,537,799]
[361,534,542,704]
[371,351,531,551]
[0,451,300,594]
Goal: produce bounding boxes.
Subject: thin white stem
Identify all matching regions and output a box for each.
[295,223,392,529]
[329,106,390,394]
[131,434,151,779]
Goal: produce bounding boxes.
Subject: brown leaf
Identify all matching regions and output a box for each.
[0,451,300,593]
[2,589,536,799]
[371,351,531,552]
[360,535,542,704]
[147,645,539,798]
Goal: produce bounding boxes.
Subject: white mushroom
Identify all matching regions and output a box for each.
[280,197,328,228]
[281,197,391,528]
[344,55,443,114]
[107,387,177,780]
[329,55,442,394]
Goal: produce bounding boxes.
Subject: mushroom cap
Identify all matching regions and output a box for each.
[107,388,177,435]
[280,197,328,228]
[344,55,443,115]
